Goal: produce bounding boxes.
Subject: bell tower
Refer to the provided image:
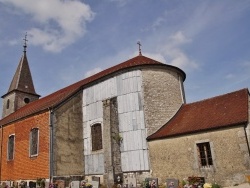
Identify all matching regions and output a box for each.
[1,34,40,118]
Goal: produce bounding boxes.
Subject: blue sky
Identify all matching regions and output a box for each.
[0,0,250,116]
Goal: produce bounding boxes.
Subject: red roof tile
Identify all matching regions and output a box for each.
[0,55,185,126]
[147,88,249,141]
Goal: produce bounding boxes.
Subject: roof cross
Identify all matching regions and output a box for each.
[23,32,28,53]
[137,41,142,56]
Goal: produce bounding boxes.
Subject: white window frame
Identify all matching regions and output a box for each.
[194,139,215,169]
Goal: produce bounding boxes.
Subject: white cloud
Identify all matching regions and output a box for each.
[151,17,165,31]
[242,61,250,68]
[225,74,235,79]
[170,31,192,45]
[160,31,198,71]
[1,0,94,53]
[84,67,103,78]
[141,53,167,64]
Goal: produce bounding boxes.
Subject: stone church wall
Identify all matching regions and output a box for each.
[2,92,16,118]
[52,91,84,177]
[142,68,185,136]
[148,125,250,187]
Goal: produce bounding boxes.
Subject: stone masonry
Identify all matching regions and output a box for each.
[148,126,250,187]
[142,67,185,136]
[103,97,122,186]
[53,91,84,177]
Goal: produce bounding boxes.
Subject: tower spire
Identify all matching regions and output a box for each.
[137,41,142,56]
[1,34,40,118]
[23,32,28,53]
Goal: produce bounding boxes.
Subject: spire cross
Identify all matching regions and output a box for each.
[137,41,142,56]
[23,32,28,53]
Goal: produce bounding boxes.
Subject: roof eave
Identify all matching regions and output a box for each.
[147,121,248,141]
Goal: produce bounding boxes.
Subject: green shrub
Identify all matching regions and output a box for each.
[212,183,221,188]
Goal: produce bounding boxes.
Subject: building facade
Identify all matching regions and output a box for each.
[0,47,249,187]
[147,89,250,186]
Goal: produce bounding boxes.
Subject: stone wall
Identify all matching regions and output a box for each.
[53,91,84,177]
[103,97,122,186]
[148,126,250,187]
[2,91,39,118]
[142,68,184,136]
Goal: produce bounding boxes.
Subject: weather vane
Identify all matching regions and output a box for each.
[23,32,28,53]
[137,41,142,56]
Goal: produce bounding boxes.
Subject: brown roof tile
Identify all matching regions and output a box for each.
[0,55,185,126]
[147,88,249,141]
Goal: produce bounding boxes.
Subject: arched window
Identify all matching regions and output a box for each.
[30,128,39,156]
[6,99,10,109]
[8,135,15,160]
[91,123,103,151]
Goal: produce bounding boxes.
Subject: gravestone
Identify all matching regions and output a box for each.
[29,181,36,188]
[70,181,80,188]
[166,179,179,188]
[123,174,136,188]
[146,178,158,188]
[55,180,65,188]
[92,176,100,188]
[114,173,123,184]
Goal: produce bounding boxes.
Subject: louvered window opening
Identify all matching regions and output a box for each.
[30,128,39,156]
[91,123,103,151]
[6,99,10,109]
[8,135,14,160]
[197,142,213,167]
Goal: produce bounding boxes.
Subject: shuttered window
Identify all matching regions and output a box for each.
[197,142,213,167]
[8,135,15,160]
[91,123,103,151]
[30,128,39,156]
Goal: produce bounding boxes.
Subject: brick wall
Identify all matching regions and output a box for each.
[0,111,50,181]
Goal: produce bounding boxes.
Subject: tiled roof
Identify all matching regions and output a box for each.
[147,88,249,141]
[0,55,185,126]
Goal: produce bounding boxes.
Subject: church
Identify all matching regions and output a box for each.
[0,41,249,188]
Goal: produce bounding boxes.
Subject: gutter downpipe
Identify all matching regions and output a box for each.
[0,125,3,183]
[49,109,54,184]
[244,124,250,157]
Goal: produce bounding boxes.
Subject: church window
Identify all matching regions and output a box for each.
[91,123,103,151]
[7,135,15,160]
[197,142,213,167]
[24,97,30,104]
[30,128,39,156]
[6,99,10,109]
